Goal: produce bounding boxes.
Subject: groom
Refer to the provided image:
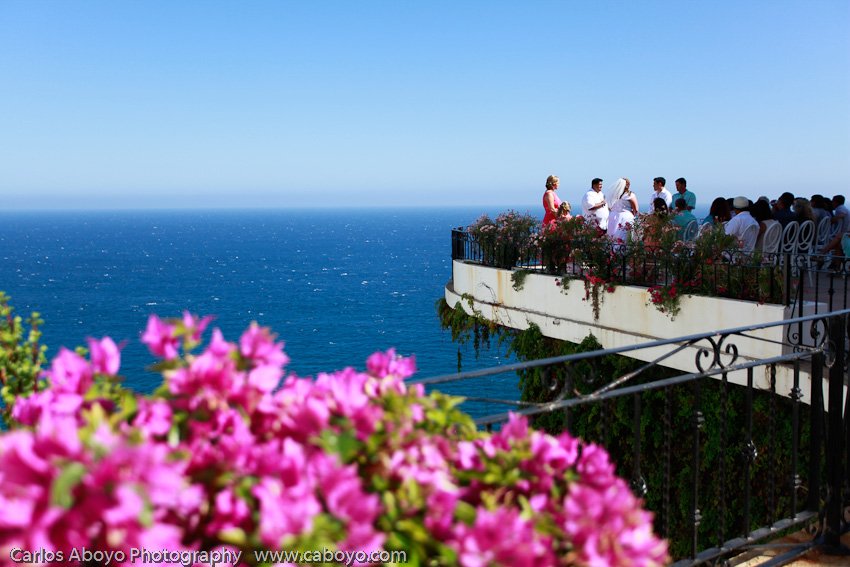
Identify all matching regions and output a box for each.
[582,177,609,232]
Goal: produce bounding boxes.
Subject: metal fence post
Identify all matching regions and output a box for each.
[451,228,463,260]
[824,313,846,548]
[808,350,824,513]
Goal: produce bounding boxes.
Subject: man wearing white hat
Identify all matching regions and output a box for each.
[724,196,759,252]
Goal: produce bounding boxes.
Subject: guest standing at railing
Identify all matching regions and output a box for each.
[674,177,696,212]
[606,178,638,243]
[542,175,562,227]
[582,177,609,232]
[647,177,672,212]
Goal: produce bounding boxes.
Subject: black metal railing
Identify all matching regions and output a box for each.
[419,310,850,565]
[451,228,787,305]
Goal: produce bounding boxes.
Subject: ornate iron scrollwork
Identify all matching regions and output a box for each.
[823,331,838,369]
[695,333,740,373]
[540,360,601,403]
[809,317,828,348]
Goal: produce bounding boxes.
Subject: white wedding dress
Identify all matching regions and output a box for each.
[607,195,635,243]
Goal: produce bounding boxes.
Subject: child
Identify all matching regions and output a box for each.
[557,201,573,221]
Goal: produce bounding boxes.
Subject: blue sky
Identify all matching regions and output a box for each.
[1,0,848,211]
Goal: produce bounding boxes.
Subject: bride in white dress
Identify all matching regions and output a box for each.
[606,178,638,243]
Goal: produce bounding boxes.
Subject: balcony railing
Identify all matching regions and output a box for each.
[452,227,850,311]
[422,309,850,565]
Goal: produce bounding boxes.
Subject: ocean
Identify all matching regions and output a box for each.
[0,208,520,415]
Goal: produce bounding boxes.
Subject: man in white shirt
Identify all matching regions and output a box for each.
[724,196,759,252]
[648,177,673,212]
[581,178,609,231]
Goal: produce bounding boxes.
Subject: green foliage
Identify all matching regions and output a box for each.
[510,269,531,291]
[468,210,539,269]
[0,292,48,427]
[538,216,604,275]
[436,296,497,358]
[631,212,681,253]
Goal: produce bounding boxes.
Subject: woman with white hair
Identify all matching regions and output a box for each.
[606,178,638,243]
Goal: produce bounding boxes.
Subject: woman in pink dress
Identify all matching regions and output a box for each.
[542,175,562,227]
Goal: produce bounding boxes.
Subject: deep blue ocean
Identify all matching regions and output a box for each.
[0,208,519,416]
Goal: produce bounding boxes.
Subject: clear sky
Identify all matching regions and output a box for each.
[1,0,848,211]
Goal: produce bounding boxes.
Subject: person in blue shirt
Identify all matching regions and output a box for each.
[671,198,697,239]
[772,192,796,226]
[674,178,696,212]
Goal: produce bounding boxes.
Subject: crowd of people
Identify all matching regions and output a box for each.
[541,175,850,260]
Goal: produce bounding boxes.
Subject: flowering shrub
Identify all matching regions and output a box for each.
[647,278,703,319]
[0,292,47,426]
[642,223,776,318]
[631,213,681,254]
[0,313,668,566]
[538,216,602,275]
[469,211,539,269]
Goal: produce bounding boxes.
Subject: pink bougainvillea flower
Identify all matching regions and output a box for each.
[564,480,668,567]
[366,348,416,381]
[87,336,121,376]
[247,364,283,394]
[45,347,93,394]
[207,487,251,536]
[239,322,289,369]
[252,476,321,546]
[132,399,173,438]
[208,327,235,358]
[181,311,214,343]
[453,507,555,567]
[11,390,83,426]
[141,314,179,360]
[0,315,669,566]
[575,442,617,487]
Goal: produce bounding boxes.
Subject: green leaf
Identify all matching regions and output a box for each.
[454,500,477,524]
[50,462,87,509]
[318,429,361,463]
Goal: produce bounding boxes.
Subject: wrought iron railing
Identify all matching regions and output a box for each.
[451,228,786,305]
[419,310,850,565]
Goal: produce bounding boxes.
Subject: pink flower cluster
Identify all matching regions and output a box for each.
[0,314,668,566]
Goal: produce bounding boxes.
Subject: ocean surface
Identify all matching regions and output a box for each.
[0,208,520,417]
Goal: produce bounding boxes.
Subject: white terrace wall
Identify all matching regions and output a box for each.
[446,260,827,405]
